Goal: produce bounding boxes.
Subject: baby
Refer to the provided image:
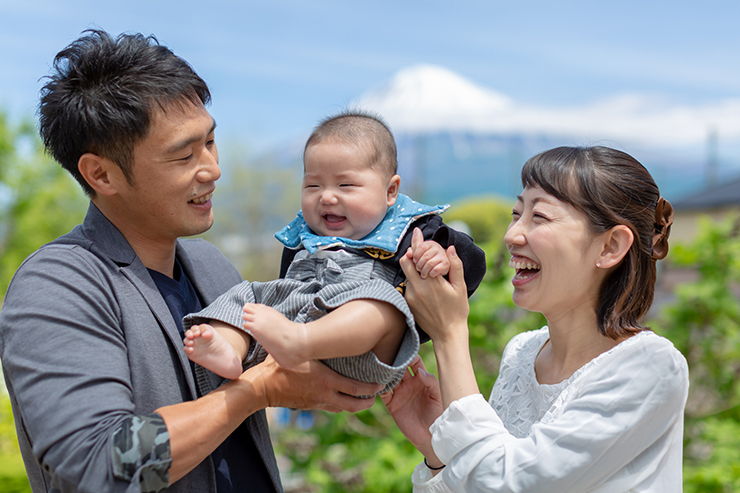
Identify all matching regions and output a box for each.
[183,111,485,393]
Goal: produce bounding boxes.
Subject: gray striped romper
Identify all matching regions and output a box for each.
[184,248,419,395]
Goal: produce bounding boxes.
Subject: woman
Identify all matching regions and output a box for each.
[382,146,689,492]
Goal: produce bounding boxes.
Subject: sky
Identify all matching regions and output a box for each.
[1,0,739,155]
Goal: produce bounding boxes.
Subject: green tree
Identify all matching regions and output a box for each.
[650,214,740,492]
[443,196,512,244]
[203,145,302,282]
[0,112,87,298]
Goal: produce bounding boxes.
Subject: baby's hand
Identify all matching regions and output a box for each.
[410,228,451,278]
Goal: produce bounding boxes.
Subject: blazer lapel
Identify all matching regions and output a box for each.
[119,262,199,399]
[176,242,227,396]
[77,202,199,399]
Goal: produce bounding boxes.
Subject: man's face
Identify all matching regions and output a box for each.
[111,101,220,246]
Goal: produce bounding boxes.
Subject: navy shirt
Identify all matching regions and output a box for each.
[149,259,275,493]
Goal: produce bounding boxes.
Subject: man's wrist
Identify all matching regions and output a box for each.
[237,360,273,410]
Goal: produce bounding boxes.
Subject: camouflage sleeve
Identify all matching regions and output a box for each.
[112,413,171,493]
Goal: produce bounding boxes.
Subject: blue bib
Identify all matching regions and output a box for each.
[275,194,449,254]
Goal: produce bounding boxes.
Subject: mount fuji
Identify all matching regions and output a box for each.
[258,65,740,205]
[355,64,740,148]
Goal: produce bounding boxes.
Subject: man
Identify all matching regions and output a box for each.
[0,30,384,492]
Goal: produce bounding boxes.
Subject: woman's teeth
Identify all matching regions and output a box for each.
[508,259,541,271]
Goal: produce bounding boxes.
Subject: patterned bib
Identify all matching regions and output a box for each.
[275,194,449,254]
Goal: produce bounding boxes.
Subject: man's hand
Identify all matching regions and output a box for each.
[248,355,382,413]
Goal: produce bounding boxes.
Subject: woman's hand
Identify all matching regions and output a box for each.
[380,355,444,467]
[403,228,481,408]
[401,228,470,344]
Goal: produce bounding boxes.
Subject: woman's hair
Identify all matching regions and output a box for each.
[38,29,211,196]
[520,146,672,339]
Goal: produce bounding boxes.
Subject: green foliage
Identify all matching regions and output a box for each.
[203,145,302,281]
[444,196,512,244]
[0,111,87,298]
[652,214,740,416]
[683,411,740,493]
[276,396,425,493]
[0,394,31,492]
[649,213,740,490]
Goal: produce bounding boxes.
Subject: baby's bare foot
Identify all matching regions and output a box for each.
[242,304,309,369]
[183,323,243,380]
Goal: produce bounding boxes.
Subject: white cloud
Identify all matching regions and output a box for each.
[355,64,740,148]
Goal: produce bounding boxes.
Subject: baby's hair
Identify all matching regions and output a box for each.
[304,110,398,177]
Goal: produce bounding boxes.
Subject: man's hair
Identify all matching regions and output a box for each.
[304,110,398,176]
[38,29,211,196]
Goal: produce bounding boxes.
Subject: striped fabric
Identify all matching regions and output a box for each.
[184,249,419,395]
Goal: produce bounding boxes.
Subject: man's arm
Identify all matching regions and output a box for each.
[159,355,381,483]
[0,244,382,490]
[0,246,152,491]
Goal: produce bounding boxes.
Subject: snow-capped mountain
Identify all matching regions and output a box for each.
[239,65,739,206]
[355,64,740,148]
[344,64,740,204]
[355,65,513,133]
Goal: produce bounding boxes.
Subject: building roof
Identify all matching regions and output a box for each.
[673,175,740,211]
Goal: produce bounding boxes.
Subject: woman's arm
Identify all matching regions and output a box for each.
[429,336,689,492]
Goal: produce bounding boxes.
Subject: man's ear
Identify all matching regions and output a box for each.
[77,153,125,196]
[386,174,401,207]
[597,225,634,269]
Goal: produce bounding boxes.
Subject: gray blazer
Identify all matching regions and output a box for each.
[0,203,281,493]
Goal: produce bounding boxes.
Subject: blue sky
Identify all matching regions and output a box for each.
[1,0,739,152]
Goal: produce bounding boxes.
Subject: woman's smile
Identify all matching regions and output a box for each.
[508,256,541,284]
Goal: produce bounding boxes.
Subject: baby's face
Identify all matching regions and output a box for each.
[301,141,399,240]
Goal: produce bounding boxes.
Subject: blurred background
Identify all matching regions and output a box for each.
[1,1,739,491]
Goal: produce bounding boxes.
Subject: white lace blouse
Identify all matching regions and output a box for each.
[411,327,689,492]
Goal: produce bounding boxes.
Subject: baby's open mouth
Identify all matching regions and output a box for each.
[323,214,345,224]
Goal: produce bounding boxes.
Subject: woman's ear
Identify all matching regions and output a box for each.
[77,153,125,197]
[597,225,634,269]
[386,174,401,207]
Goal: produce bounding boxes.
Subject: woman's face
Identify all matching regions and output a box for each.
[503,186,606,322]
